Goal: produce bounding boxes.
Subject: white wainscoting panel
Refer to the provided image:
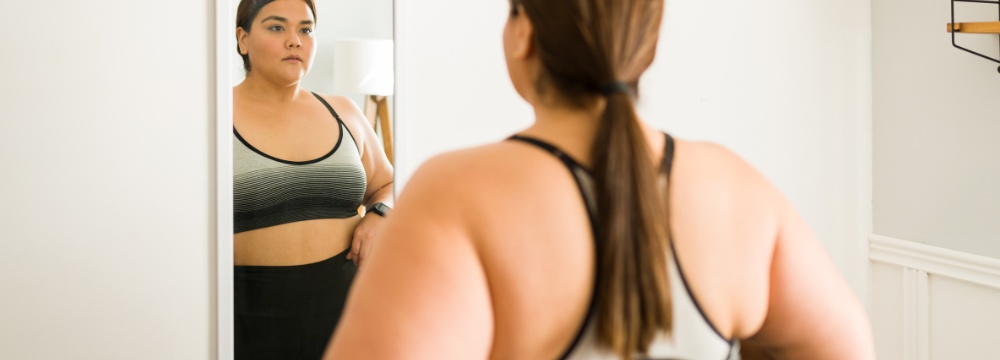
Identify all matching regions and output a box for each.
[901,268,928,360]
[870,235,1000,360]
[871,262,904,360]
[927,276,1000,360]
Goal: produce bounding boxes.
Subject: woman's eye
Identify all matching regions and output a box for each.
[300,28,313,35]
[268,25,284,32]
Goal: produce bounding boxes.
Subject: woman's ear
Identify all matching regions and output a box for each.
[509,6,534,61]
[237,28,249,55]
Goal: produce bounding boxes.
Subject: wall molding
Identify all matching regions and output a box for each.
[870,234,1000,289]
[901,268,929,360]
[871,234,1000,360]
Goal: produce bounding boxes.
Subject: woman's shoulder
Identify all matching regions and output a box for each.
[669,137,788,228]
[400,139,589,223]
[312,93,358,110]
[308,92,363,121]
[309,92,370,142]
[416,139,588,186]
[673,139,752,176]
[671,139,781,207]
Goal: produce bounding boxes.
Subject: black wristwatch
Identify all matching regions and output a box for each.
[366,202,392,217]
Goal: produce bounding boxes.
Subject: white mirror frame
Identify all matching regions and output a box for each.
[215,0,235,359]
[392,0,411,191]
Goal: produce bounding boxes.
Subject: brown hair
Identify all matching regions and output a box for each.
[235,0,317,73]
[511,0,670,357]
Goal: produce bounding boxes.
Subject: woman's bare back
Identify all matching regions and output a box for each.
[325,125,873,359]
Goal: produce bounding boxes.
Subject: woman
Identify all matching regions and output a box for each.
[232,0,393,359]
[325,0,873,359]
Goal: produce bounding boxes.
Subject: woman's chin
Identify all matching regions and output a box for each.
[274,73,306,87]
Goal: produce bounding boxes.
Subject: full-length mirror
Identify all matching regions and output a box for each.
[227,0,393,358]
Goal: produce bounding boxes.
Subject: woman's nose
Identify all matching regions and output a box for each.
[287,35,301,48]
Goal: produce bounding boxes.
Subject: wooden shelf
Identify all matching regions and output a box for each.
[947,22,1000,34]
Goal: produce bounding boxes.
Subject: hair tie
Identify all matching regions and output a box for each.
[600,82,630,96]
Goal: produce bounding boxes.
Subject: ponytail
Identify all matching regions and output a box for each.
[592,88,673,358]
[512,0,670,357]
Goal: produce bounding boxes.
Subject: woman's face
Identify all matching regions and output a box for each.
[239,0,316,85]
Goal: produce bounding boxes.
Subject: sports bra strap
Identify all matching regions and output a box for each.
[662,132,675,178]
[507,135,586,170]
[311,92,362,156]
[507,132,675,176]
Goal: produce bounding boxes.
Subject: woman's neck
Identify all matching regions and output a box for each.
[520,97,656,167]
[236,73,304,105]
[516,100,606,167]
[524,98,604,138]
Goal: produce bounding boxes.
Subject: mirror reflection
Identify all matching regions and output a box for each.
[230,0,393,358]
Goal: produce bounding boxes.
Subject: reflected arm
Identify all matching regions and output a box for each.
[323,95,394,207]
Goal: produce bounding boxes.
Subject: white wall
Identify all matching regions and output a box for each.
[0,1,214,359]
[873,0,1000,257]
[395,0,873,296]
[871,0,1000,358]
[394,1,534,188]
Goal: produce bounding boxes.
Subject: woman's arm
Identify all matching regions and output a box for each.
[321,95,394,265]
[323,154,494,360]
[742,199,875,359]
[322,95,394,207]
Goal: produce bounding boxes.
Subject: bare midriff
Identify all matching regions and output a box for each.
[234,216,361,266]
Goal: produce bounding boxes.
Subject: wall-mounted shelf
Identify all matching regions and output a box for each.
[948,0,1000,73]
[947,22,1000,33]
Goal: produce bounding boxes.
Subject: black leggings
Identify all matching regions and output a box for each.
[234,249,357,360]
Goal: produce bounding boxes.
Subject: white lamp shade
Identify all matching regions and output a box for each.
[332,38,394,96]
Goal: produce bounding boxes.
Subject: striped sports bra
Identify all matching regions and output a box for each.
[507,134,741,360]
[233,93,367,234]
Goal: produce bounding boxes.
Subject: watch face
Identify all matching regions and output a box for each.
[369,203,390,216]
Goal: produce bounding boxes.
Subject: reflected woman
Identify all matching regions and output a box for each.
[232,0,393,358]
[325,0,873,359]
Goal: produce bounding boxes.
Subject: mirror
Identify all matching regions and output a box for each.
[221,0,394,358]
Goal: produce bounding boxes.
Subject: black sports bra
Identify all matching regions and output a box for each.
[506,133,740,360]
[232,93,367,234]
